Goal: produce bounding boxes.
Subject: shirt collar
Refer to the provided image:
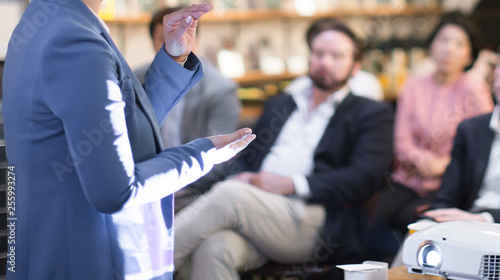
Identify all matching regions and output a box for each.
[490,105,500,133]
[331,85,350,108]
[86,5,110,34]
[292,83,349,110]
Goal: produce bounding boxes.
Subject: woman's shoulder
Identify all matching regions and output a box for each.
[457,72,487,90]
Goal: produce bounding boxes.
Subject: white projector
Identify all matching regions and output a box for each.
[402,221,500,280]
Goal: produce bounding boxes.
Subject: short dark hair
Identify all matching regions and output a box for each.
[149,6,186,39]
[306,18,364,61]
[427,11,483,63]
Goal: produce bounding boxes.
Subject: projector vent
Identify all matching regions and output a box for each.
[480,255,500,280]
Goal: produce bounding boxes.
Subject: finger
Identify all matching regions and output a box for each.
[171,15,195,41]
[423,211,443,219]
[163,4,212,25]
[209,128,253,149]
[434,217,452,223]
[249,175,261,188]
[229,133,256,153]
[226,128,253,143]
[424,209,450,217]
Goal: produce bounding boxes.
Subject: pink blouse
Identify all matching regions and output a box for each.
[392,73,494,196]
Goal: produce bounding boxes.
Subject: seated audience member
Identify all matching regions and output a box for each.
[285,47,385,101]
[373,11,494,241]
[173,18,394,280]
[390,55,500,267]
[423,54,500,224]
[135,7,241,211]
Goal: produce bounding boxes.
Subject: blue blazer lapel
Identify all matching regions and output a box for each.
[57,0,164,150]
[472,115,495,190]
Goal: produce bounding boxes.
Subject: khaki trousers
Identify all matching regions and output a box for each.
[174,179,326,280]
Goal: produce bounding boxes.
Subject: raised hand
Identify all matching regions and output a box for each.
[162,4,213,62]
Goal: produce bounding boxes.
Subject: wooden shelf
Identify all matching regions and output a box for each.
[103,4,442,24]
[104,13,151,25]
[202,4,442,22]
[233,70,299,86]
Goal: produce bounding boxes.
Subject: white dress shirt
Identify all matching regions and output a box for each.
[473,106,500,222]
[87,7,110,33]
[259,84,349,197]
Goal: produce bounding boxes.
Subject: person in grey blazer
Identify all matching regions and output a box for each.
[135,7,240,147]
[135,7,241,212]
[2,2,254,280]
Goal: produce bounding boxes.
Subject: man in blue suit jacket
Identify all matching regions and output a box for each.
[2,1,254,279]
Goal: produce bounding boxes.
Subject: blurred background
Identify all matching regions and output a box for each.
[0,0,500,278]
[1,0,500,126]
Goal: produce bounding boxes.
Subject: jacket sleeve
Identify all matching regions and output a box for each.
[430,122,468,211]
[144,45,204,126]
[307,102,394,206]
[41,25,219,214]
[487,210,500,223]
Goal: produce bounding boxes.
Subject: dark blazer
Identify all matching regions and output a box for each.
[431,113,500,221]
[2,0,216,279]
[230,93,394,261]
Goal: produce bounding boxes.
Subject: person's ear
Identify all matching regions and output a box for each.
[351,61,361,78]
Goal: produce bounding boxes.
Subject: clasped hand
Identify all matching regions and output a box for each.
[232,172,295,195]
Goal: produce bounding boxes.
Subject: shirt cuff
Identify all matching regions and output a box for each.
[292,175,310,197]
[177,56,188,67]
[481,212,495,223]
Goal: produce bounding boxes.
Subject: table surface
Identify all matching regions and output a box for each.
[389,266,446,280]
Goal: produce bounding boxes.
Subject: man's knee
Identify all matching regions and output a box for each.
[206,179,255,204]
[192,231,248,267]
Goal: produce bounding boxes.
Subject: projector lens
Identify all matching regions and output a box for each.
[417,241,442,268]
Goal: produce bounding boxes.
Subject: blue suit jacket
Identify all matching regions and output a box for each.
[2,0,217,279]
[431,113,500,221]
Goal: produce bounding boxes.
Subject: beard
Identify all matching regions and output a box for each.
[309,63,355,92]
[310,73,350,92]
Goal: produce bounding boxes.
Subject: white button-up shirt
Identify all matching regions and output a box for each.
[260,85,349,197]
[474,106,500,222]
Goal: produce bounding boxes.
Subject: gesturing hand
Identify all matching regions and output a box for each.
[208,128,256,164]
[162,4,213,62]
